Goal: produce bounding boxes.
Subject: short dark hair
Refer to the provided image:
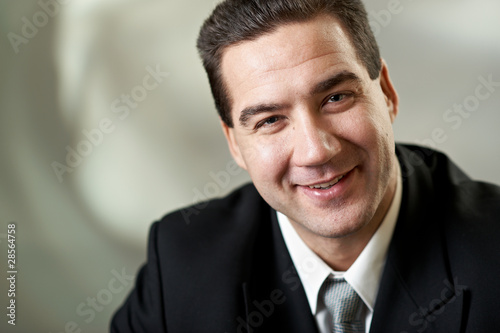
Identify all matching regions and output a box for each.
[197,0,381,127]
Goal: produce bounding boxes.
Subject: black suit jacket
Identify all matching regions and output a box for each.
[111,144,500,332]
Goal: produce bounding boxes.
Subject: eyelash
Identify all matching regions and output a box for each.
[326,93,348,104]
[255,115,283,129]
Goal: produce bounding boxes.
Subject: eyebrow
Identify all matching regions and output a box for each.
[239,103,288,127]
[310,71,362,95]
[238,71,362,127]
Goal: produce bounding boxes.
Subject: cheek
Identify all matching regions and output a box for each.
[351,99,393,143]
[336,105,394,173]
[358,107,396,177]
[241,136,290,180]
[335,108,380,148]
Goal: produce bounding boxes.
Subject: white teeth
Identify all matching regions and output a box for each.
[308,175,345,189]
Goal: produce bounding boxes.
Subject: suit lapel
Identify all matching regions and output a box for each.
[240,208,319,333]
[370,146,466,333]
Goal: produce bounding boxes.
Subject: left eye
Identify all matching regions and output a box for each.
[264,116,279,125]
[255,115,284,130]
[328,94,346,103]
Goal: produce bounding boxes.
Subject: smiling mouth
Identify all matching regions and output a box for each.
[307,174,345,190]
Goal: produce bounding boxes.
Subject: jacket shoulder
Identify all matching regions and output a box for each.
[396,143,500,222]
[150,182,270,267]
[156,182,264,231]
[111,183,269,332]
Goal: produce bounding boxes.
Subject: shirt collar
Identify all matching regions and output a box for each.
[277,162,402,314]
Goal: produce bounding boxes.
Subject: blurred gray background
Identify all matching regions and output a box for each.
[0,0,499,332]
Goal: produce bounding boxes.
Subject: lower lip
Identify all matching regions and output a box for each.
[298,168,356,202]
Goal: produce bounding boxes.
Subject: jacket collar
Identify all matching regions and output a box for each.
[369,145,466,333]
[239,207,319,333]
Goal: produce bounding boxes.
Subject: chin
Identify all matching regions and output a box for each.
[293,205,372,239]
[316,218,369,239]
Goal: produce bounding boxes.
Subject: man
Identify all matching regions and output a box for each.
[111,0,500,332]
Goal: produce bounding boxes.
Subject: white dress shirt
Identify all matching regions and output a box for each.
[277,164,402,333]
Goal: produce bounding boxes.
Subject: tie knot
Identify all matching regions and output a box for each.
[321,277,365,332]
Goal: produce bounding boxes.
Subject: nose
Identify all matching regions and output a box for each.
[291,112,341,167]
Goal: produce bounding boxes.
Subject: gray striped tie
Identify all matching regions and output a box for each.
[322,277,365,333]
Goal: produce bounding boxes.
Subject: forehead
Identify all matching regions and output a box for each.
[220,15,367,117]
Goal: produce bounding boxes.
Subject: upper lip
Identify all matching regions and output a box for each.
[299,169,352,187]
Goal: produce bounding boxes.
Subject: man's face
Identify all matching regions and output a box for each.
[221,15,399,239]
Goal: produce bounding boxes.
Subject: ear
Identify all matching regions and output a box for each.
[379,59,399,123]
[220,120,248,170]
